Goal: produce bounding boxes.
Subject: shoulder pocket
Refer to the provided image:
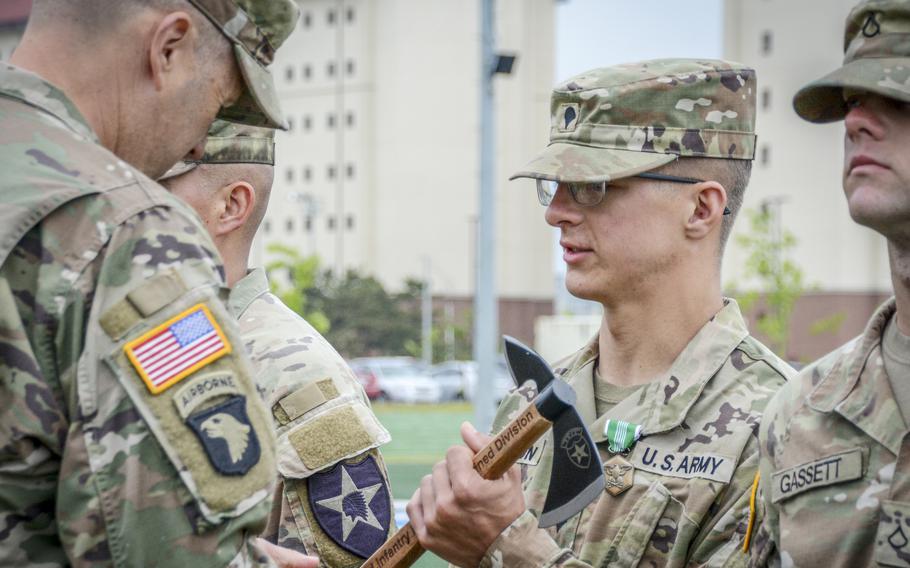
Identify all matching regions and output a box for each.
[274,384,391,478]
[102,284,276,526]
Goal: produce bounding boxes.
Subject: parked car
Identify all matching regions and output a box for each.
[349,357,442,403]
[349,364,383,400]
[431,359,514,403]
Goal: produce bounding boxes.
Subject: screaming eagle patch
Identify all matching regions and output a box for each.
[308,455,392,558]
[187,395,261,475]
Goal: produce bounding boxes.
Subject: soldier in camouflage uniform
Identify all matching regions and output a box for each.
[407,59,794,568]
[161,121,397,566]
[0,1,304,566]
[751,2,910,566]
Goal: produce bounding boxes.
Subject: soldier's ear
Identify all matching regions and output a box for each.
[684,181,727,241]
[214,181,255,238]
[148,11,195,92]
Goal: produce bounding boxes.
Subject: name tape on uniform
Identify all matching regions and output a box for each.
[631,444,735,483]
[771,448,863,503]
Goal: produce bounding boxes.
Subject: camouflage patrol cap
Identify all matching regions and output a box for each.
[187,0,299,130]
[160,119,275,180]
[510,59,757,184]
[795,0,910,122]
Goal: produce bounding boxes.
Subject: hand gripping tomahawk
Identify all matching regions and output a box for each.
[362,337,605,568]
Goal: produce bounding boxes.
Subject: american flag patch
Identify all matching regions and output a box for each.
[124,304,232,394]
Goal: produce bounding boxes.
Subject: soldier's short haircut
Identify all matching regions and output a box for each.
[29,0,225,61]
[656,157,752,254]
[195,162,275,241]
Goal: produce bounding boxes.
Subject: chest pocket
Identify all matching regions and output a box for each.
[596,481,671,567]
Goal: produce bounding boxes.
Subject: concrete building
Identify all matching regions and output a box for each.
[261,0,557,346]
[723,0,891,361]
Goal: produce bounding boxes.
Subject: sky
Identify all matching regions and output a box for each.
[555,0,725,80]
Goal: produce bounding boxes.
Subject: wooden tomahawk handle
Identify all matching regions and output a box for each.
[361,404,552,568]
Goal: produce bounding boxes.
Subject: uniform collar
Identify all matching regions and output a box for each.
[228,267,270,318]
[0,63,98,142]
[807,298,905,453]
[558,299,750,443]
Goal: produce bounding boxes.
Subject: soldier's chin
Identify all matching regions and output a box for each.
[847,196,910,237]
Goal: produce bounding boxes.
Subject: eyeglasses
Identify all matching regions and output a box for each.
[536,172,731,215]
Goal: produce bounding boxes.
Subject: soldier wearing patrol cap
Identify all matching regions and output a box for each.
[406,59,794,567]
[0,1,302,566]
[751,1,910,566]
[161,121,398,565]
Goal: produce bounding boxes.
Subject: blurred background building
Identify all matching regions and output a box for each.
[255,0,556,347]
[722,0,891,360]
[0,0,893,361]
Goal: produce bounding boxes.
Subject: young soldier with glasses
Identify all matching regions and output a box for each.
[406,59,794,567]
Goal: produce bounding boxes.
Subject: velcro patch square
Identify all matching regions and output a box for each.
[124,303,232,394]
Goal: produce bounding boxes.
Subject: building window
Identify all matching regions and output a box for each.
[346,112,355,127]
[327,114,336,129]
[346,59,355,76]
[327,165,336,180]
[302,12,311,28]
[285,168,294,183]
[327,61,336,77]
[303,64,312,80]
[761,31,773,55]
[346,7,355,23]
[346,163,355,178]
[761,88,771,110]
[761,144,771,166]
[305,217,313,232]
[327,9,336,25]
[285,65,294,82]
[304,166,312,181]
[346,215,355,229]
[303,115,312,131]
[327,216,336,230]
[286,218,295,232]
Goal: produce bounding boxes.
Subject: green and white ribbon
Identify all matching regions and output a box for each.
[604,420,642,454]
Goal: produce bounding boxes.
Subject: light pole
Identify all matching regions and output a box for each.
[474,0,516,433]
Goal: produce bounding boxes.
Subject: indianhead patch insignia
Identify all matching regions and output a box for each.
[187,395,261,475]
[309,455,392,558]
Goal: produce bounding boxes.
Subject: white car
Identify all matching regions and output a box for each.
[431,360,514,403]
[349,357,442,403]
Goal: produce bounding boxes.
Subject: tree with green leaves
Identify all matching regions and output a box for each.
[264,243,330,334]
[730,206,842,359]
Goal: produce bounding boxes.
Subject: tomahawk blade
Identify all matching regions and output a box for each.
[503,335,557,392]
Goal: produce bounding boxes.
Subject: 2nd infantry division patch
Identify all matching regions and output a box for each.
[309,455,392,558]
[124,304,232,394]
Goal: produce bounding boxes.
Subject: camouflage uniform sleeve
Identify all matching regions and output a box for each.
[478,510,577,568]
[237,294,394,565]
[58,191,277,567]
[748,380,803,568]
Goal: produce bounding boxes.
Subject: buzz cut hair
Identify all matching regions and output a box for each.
[658,156,753,254]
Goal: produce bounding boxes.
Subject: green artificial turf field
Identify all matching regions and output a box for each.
[373,402,476,568]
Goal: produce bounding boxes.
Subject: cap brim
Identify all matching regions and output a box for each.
[218,44,288,130]
[794,57,910,123]
[158,161,198,182]
[509,142,678,183]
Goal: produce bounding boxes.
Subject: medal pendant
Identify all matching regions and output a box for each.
[604,454,634,497]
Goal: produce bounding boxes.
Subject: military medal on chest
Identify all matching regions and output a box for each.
[603,419,642,496]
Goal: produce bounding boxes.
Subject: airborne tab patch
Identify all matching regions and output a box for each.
[186,395,261,476]
[124,304,231,394]
[309,455,392,558]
